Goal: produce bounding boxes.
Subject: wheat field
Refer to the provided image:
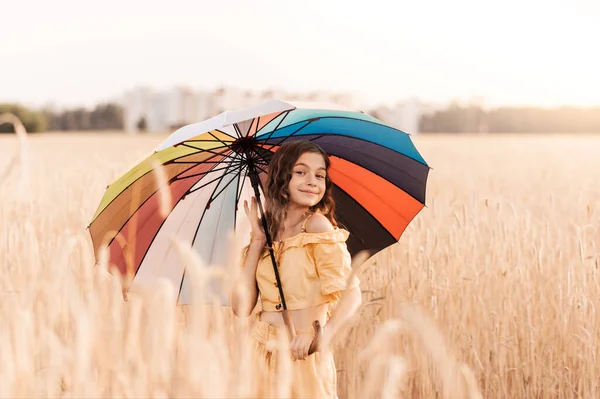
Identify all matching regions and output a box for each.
[1,131,599,398]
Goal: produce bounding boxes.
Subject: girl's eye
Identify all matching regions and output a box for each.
[317,175,325,179]
[295,170,305,175]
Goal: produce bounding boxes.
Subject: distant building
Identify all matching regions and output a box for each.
[371,98,422,135]
[164,87,198,129]
[120,86,359,133]
[121,86,207,133]
[195,91,217,122]
[122,87,155,133]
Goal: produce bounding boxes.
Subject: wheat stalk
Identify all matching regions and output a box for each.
[0,113,30,198]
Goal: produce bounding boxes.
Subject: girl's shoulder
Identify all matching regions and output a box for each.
[303,212,334,234]
[276,228,349,250]
[278,212,348,248]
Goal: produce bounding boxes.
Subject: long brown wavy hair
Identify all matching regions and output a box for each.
[263,140,338,242]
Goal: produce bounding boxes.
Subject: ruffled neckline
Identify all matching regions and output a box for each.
[258,228,350,262]
[272,227,349,249]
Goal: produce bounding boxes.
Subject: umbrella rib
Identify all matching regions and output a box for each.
[252,146,272,165]
[259,120,312,152]
[214,128,238,141]
[229,165,244,236]
[251,116,260,137]
[306,134,326,143]
[251,151,271,173]
[159,146,230,166]
[255,110,291,137]
[188,164,230,249]
[232,163,251,231]
[254,111,290,140]
[233,124,242,139]
[208,163,246,206]
[175,269,187,305]
[170,160,234,165]
[205,131,236,150]
[183,139,234,144]
[252,147,270,164]
[186,166,241,197]
[253,163,268,176]
[171,161,244,182]
[169,154,239,183]
[255,159,269,169]
[177,129,236,146]
[235,163,249,206]
[254,160,269,173]
[177,144,240,162]
[245,149,269,174]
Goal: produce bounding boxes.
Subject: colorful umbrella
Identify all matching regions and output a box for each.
[87,100,429,308]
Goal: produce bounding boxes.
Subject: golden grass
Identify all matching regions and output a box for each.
[1,131,599,398]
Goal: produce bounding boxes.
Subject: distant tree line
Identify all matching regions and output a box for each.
[0,104,48,133]
[44,103,124,131]
[0,103,124,133]
[419,103,600,133]
[2,101,599,134]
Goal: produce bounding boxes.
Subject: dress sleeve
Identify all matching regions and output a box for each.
[310,229,360,297]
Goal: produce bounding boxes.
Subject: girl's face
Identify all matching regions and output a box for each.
[287,152,327,209]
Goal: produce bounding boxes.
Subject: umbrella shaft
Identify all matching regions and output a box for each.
[246,158,289,312]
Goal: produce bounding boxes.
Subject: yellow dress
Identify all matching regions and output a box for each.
[246,216,360,398]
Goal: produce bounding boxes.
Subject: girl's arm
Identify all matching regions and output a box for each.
[231,197,267,318]
[303,213,363,344]
[231,235,265,317]
[323,283,362,340]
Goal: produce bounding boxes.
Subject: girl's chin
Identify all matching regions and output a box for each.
[290,199,319,208]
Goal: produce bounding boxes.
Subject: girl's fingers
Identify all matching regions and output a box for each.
[290,339,297,360]
[302,344,309,359]
[290,338,308,361]
[298,345,305,360]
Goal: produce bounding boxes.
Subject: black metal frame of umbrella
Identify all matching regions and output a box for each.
[245,153,322,355]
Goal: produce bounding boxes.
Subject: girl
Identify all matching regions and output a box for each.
[231,140,363,398]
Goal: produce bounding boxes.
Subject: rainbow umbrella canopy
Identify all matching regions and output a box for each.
[88,100,430,305]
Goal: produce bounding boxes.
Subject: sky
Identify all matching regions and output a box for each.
[2,0,599,110]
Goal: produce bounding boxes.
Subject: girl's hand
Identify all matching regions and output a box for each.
[290,332,314,361]
[243,197,266,243]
